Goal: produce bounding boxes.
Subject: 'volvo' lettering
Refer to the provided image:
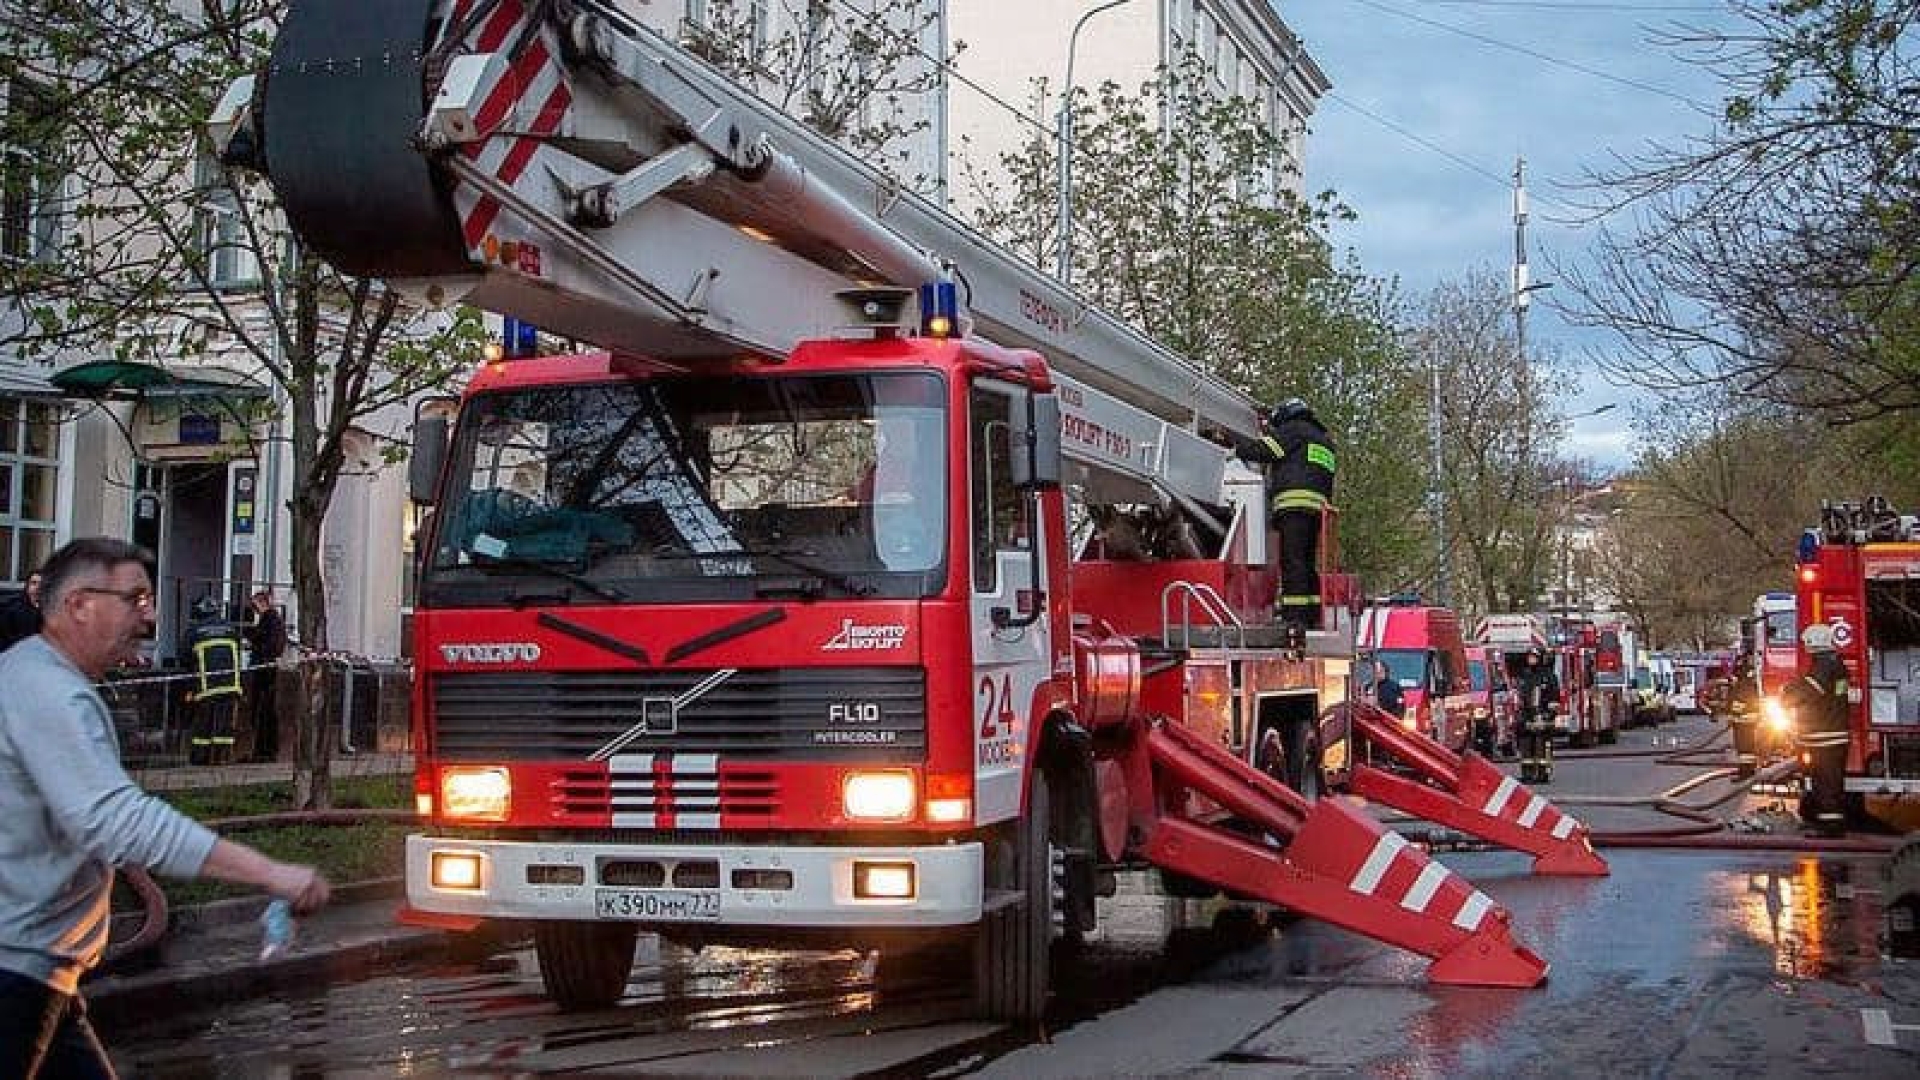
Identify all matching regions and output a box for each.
[439,642,543,664]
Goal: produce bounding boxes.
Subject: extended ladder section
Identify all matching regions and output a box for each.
[1143,720,1549,987]
[213,0,1255,511]
[1341,703,1609,877]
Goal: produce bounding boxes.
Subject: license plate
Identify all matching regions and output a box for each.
[593,888,721,921]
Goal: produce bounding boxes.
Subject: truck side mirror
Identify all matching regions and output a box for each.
[1010,392,1062,490]
[410,413,449,505]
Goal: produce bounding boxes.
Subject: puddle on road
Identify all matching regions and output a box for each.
[110,854,1905,1077]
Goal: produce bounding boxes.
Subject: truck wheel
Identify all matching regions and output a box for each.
[972,770,1055,1023]
[1887,832,1920,958]
[534,920,639,1011]
[1599,725,1618,745]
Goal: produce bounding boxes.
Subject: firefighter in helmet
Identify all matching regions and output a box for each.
[1514,647,1561,784]
[1783,622,1850,836]
[1234,397,1336,634]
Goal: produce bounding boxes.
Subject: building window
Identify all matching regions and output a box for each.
[194,153,257,288]
[0,396,60,583]
[2,78,65,263]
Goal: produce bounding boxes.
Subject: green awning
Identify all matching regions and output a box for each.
[50,360,266,399]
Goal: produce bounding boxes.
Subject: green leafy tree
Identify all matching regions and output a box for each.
[0,0,483,807]
[965,57,1426,590]
[681,0,957,191]
[1411,270,1574,617]
[1563,1,1920,439]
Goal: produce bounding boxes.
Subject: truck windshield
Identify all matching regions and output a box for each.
[1377,648,1428,690]
[423,372,948,605]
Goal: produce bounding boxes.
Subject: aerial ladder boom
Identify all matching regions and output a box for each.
[212,0,1251,514]
[220,0,1554,987]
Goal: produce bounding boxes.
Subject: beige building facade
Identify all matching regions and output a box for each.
[946,0,1328,219]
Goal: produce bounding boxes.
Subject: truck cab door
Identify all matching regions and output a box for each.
[967,382,1052,825]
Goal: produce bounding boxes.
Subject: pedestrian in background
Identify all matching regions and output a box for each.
[0,538,330,1078]
[1373,659,1405,720]
[243,588,288,763]
[0,571,42,653]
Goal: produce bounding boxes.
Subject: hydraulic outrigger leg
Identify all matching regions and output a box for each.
[1143,720,1549,988]
[1343,704,1609,877]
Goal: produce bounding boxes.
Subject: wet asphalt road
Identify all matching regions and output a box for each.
[108,720,1920,1077]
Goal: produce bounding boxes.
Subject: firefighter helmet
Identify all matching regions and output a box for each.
[1801,623,1835,652]
[1268,397,1310,430]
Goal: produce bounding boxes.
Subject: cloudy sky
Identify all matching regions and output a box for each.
[1281,0,1745,469]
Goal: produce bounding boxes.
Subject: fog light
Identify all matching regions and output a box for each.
[926,797,972,824]
[431,850,486,891]
[415,793,434,817]
[442,766,510,822]
[853,860,916,899]
[843,770,916,822]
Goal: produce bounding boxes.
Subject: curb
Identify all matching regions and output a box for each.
[108,877,406,940]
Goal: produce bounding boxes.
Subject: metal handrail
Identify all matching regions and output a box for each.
[1159,580,1245,651]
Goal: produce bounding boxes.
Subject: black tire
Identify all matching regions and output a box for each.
[972,770,1053,1022]
[1599,725,1618,745]
[534,920,640,1011]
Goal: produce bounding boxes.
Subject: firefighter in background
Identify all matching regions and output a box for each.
[185,597,243,764]
[1234,398,1336,634]
[1783,622,1850,836]
[1725,623,1763,777]
[1514,647,1561,784]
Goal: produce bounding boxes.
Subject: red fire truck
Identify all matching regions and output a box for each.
[1356,603,1474,750]
[216,0,1587,1017]
[1794,499,1920,830]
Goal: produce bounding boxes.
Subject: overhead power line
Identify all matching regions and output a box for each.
[1355,0,1704,107]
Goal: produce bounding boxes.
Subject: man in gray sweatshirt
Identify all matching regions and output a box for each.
[0,538,332,1078]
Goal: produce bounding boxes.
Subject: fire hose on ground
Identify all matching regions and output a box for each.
[102,808,416,972]
[1396,717,1903,855]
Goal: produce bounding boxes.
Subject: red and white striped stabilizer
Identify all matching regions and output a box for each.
[1453,754,1609,876]
[1142,723,1548,988]
[1343,702,1609,877]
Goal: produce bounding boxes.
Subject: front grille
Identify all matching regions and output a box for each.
[551,763,779,825]
[432,667,925,762]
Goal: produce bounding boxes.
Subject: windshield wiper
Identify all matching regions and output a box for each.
[466,552,626,602]
[646,545,874,598]
[756,547,876,598]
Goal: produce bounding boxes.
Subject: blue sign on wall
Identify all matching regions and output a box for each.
[179,414,221,444]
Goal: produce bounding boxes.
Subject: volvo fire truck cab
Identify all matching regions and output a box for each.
[1795,499,1920,830]
[1357,603,1473,750]
[218,0,1562,1017]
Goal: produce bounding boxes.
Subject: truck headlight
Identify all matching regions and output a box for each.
[1763,698,1791,735]
[843,770,916,822]
[441,766,511,822]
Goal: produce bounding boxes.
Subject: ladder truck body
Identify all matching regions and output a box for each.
[217,0,1567,1017]
[1795,499,1920,831]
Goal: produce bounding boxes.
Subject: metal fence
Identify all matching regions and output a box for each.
[105,658,413,772]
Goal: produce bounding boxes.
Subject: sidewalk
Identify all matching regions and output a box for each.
[86,878,520,1029]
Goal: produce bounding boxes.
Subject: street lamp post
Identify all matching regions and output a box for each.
[1056,0,1135,288]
